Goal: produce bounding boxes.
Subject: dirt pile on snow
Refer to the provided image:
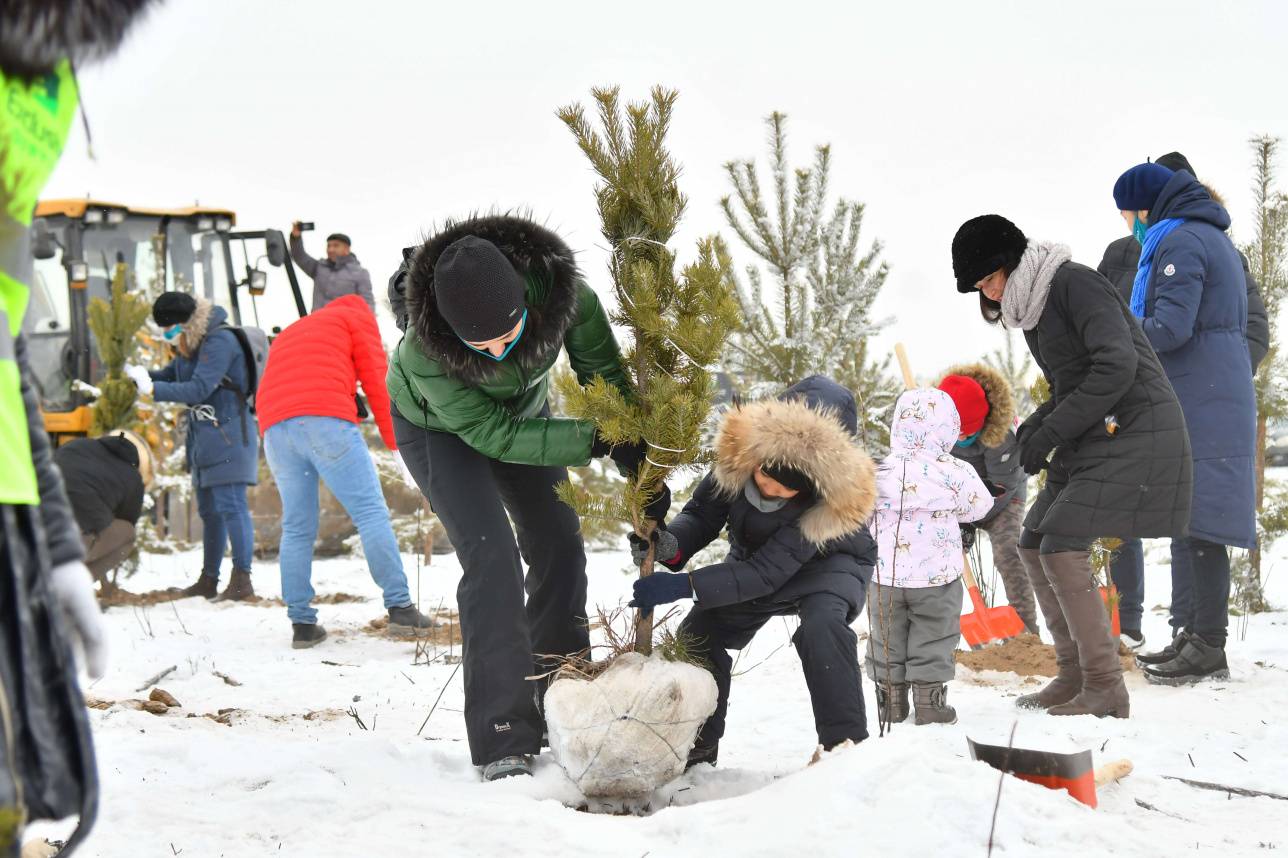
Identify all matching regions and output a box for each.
[956,634,1137,677]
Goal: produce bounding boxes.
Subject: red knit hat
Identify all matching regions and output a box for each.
[937,375,989,436]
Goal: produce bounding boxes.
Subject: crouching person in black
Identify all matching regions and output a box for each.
[627,376,877,766]
[54,430,152,584]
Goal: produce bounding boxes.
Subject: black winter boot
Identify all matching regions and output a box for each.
[292,624,327,649]
[213,568,254,602]
[912,682,957,725]
[1136,630,1189,667]
[1142,634,1229,685]
[174,572,219,599]
[685,743,718,770]
[876,681,910,725]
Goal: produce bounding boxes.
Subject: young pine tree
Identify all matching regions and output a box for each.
[1241,134,1288,611]
[721,112,898,450]
[557,87,741,655]
[88,262,151,435]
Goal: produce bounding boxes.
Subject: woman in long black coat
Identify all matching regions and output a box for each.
[951,215,1192,719]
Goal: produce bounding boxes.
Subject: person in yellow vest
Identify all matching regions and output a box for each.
[0,3,155,855]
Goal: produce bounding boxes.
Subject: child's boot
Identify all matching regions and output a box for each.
[876,681,909,725]
[912,681,957,725]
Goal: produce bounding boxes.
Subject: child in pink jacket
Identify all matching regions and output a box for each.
[867,388,993,727]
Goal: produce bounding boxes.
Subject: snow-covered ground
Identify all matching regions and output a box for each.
[32,539,1288,857]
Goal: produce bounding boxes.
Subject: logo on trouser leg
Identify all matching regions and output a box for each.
[493,722,512,733]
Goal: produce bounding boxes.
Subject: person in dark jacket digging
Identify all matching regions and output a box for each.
[952,214,1192,718]
[386,215,656,782]
[125,293,259,602]
[54,431,153,583]
[1111,163,1258,684]
[627,376,878,765]
[937,364,1038,635]
[290,222,375,312]
[1097,151,1269,654]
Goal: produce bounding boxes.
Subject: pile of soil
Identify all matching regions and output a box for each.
[365,611,461,648]
[956,633,1138,677]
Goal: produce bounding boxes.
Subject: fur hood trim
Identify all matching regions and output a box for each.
[939,362,1016,448]
[0,0,157,80]
[404,214,581,386]
[712,397,876,547]
[177,297,214,358]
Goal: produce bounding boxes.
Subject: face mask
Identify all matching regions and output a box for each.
[744,478,790,513]
[955,429,983,448]
[1132,216,1149,246]
[163,324,183,341]
[460,310,527,362]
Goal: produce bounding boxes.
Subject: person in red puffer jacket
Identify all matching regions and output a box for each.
[257,295,434,649]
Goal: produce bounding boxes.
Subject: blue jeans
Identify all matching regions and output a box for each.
[264,416,411,625]
[1109,538,1144,635]
[197,483,253,578]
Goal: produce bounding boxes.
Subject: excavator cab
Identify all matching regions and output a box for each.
[25,200,307,441]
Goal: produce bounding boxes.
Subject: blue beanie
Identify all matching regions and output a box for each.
[1113,163,1174,211]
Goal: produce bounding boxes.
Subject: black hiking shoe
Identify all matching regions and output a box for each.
[1136,630,1189,667]
[1143,635,1229,685]
[482,755,533,781]
[685,744,718,771]
[292,623,327,649]
[387,604,439,635]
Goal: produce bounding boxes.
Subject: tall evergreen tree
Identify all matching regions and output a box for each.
[1241,134,1288,610]
[556,87,740,654]
[88,262,151,435]
[720,112,897,450]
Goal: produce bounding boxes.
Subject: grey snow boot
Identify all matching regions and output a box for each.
[482,755,533,781]
[876,681,910,725]
[912,682,957,725]
[387,604,439,635]
[1015,546,1082,711]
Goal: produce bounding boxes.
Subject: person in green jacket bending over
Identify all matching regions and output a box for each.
[387,215,655,781]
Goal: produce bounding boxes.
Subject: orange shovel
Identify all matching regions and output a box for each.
[894,342,1027,649]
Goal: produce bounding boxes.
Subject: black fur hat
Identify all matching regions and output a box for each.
[952,215,1027,293]
[152,291,196,327]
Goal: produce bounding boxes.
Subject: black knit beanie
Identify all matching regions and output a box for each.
[761,461,816,498]
[952,215,1028,293]
[1155,151,1196,180]
[152,291,197,327]
[434,236,527,342]
[326,233,351,246]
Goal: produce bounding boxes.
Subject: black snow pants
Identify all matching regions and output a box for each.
[392,408,590,766]
[679,591,868,754]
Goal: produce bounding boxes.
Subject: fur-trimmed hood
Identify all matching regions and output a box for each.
[176,297,217,358]
[712,375,876,547]
[0,0,157,80]
[937,362,1016,448]
[404,215,581,386]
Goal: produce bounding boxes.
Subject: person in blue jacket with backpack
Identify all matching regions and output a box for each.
[126,292,260,601]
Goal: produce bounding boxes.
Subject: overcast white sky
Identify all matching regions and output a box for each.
[45,0,1288,378]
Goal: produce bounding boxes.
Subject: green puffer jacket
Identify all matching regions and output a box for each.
[387,215,628,466]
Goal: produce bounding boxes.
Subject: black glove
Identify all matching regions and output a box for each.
[590,431,615,459]
[1019,426,1057,475]
[628,572,693,612]
[960,523,977,551]
[609,439,647,476]
[643,482,671,523]
[629,528,681,568]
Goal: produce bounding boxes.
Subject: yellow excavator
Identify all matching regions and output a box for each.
[26,199,307,444]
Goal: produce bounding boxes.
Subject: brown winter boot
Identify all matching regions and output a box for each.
[876,681,910,725]
[1014,547,1081,710]
[213,568,255,602]
[912,682,957,725]
[1041,551,1129,719]
[173,572,219,599]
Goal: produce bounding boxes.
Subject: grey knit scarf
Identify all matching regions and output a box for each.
[1001,240,1073,330]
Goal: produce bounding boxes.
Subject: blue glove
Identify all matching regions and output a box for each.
[628,572,693,612]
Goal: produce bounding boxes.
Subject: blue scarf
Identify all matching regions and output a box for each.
[1130,218,1185,319]
[955,429,983,448]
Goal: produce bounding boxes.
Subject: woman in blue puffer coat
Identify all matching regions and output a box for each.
[1112,163,1257,684]
[126,292,259,601]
